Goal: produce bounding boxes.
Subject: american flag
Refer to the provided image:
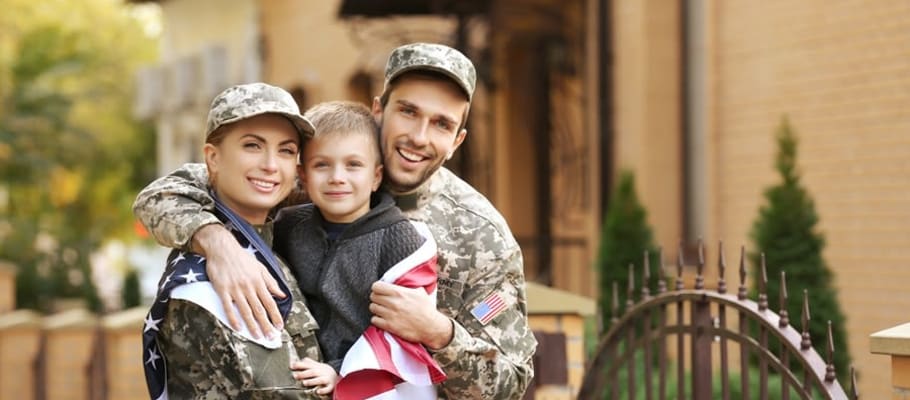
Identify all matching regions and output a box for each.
[471,292,508,325]
[141,193,292,400]
[334,221,446,400]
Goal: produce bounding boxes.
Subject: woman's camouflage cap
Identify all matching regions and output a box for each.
[383,42,476,101]
[205,82,315,142]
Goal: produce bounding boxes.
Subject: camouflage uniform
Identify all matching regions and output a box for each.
[158,225,326,400]
[395,167,537,399]
[134,43,537,399]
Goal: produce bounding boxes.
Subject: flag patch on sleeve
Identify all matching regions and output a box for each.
[471,292,508,325]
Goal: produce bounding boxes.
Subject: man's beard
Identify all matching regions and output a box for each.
[382,151,445,195]
[378,114,445,195]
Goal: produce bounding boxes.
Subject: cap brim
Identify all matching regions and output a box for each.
[214,109,315,143]
[384,64,473,101]
[278,112,316,142]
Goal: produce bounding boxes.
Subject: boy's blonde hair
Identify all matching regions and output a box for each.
[303,101,381,164]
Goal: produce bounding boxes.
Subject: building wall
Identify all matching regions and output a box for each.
[613,1,910,398]
[145,0,260,175]
[158,0,258,80]
[259,0,364,104]
[611,0,684,257]
[709,2,910,398]
[260,0,456,106]
[484,0,600,297]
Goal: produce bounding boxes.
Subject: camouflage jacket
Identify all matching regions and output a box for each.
[134,164,538,399]
[157,224,326,399]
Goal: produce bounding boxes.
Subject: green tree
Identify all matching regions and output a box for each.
[749,116,850,379]
[121,267,142,308]
[595,170,659,331]
[0,0,157,312]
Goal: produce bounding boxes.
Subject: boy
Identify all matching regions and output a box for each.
[284,101,443,399]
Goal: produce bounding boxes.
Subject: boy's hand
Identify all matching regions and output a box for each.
[192,224,286,339]
[291,358,338,395]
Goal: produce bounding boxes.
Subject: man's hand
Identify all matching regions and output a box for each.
[369,281,453,349]
[291,358,338,395]
[192,224,286,339]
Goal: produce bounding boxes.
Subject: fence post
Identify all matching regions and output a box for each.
[0,261,15,313]
[102,307,148,400]
[43,308,98,400]
[871,322,910,399]
[0,310,43,400]
[691,296,713,399]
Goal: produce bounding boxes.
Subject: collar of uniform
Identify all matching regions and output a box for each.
[252,221,274,247]
[393,167,449,212]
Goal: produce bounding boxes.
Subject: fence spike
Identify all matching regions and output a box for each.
[695,238,705,290]
[676,240,685,291]
[611,281,619,325]
[779,271,789,328]
[657,246,667,294]
[801,289,812,350]
[825,320,836,382]
[627,264,636,309]
[758,253,768,311]
[642,250,651,300]
[738,246,747,300]
[717,240,727,294]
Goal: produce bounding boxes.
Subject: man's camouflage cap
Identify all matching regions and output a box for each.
[205,82,315,142]
[383,42,476,102]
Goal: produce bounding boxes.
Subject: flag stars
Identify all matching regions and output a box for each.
[144,314,163,333]
[146,346,162,369]
[159,272,174,291]
[180,268,201,283]
[169,252,186,266]
[244,243,258,257]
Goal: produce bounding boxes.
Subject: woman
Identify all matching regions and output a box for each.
[141,83,333,399]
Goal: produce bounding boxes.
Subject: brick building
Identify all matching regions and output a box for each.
[612,2,910,399]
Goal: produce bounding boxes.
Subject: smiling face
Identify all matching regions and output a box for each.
[204,114,300,224]
[372,74,469,195]
[299,131,383,223]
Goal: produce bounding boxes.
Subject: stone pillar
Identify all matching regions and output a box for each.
[871,322,910,400]
[526,282,597,400]
[43,308,98,400]
[0,261,16,313]
[102,307,148,400]
[0,310,43,400]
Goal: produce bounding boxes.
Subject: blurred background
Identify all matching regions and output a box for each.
[1,0,909,399]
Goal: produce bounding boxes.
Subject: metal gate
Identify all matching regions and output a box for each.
[578,243,859,400]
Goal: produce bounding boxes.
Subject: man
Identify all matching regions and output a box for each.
[133,43,537,399]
